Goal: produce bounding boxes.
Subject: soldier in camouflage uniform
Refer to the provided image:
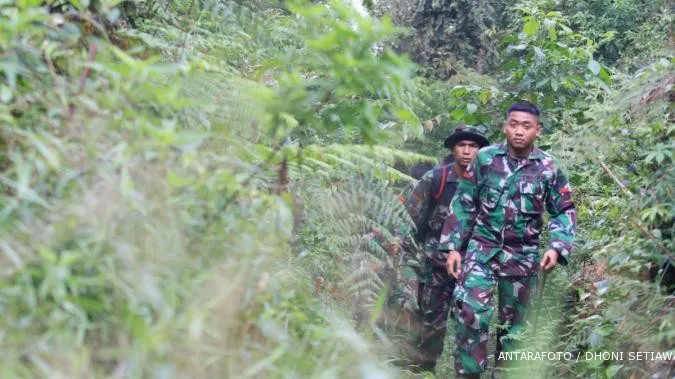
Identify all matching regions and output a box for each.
[438,101,577,378]
[398,125,489,372]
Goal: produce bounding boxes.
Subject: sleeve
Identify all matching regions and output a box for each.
[402,171,433,229]
[437,157,482,252]
[396,172,433,259]
[545,166,577,265]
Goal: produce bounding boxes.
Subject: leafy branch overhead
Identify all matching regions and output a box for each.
[0,0,672,378]
[264,0,421,145]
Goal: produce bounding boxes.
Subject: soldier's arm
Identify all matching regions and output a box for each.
[545,165,577,265]
[397,171,434,251]
[403,171,434,227]
[437,158,481,252]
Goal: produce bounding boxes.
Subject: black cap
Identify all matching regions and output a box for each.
[443,124,489,149]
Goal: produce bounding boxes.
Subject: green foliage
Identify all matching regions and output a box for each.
[408,0,620,137]
[501,1,612,128]
[545,57,675,378]
[0,0,430,376]
[1,0,672,378]
[562,0,672,68]
[292,144,436,183]
[401,73,507,159]
[297,175,412,306]
[263,0,421,146]
[394,2,674,377]
[380,0,670,76]
[125,0,298,74]
[385,0,506,76]
[444,83,507,135]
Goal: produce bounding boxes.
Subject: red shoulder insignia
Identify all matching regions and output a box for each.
[559,186,570,195]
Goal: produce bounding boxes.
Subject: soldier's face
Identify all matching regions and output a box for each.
[452,140,480,167]
[503,111,541,150]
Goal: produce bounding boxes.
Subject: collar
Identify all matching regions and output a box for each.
[497,141,545,160]
[447,164,461,182]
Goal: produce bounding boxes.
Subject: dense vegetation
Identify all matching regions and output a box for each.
[0,0,672,378]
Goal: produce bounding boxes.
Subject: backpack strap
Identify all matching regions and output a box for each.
[414,163,455,244]
[431,164,448,201]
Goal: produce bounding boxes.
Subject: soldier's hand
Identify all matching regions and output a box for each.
[446,251,462,279]
[540,249,558,272]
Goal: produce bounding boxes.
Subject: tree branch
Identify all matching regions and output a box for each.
[78,41,98,94]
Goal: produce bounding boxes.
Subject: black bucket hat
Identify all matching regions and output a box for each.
[443,124,489,149]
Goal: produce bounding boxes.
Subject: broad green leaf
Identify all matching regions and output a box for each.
[464,114,478,124]
[587,59,601,75]
[536,78,550,89]
[16,0,41,8]
[523,18,540,37]
[451,86,468,98]
[551,80,559,91]
[596,323,615,337]
[478,89,491,104]
[594,278,610,296]
[449,108,465,120]
[598,67,612,85]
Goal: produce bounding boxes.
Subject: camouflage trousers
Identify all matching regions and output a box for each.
[452,258,538,376]
[418,258,456,370]
[388,264,422,356]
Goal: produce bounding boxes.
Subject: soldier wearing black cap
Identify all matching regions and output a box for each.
[396,125,489,372]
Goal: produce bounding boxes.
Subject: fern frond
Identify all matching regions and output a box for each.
[284,143,436,184]
[299,173,416,316]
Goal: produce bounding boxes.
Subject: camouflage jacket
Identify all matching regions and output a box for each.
[437,143,577,276]
[400,163,459,269]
